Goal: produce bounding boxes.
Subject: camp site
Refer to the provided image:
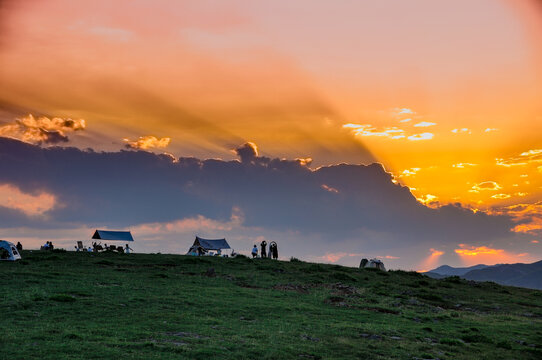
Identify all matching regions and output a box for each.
[1,233,541,360]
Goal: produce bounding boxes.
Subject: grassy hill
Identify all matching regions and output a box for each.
[1,251,541,360]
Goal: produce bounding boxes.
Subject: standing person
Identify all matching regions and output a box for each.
[125,244,133,254]
[268,243,272,258]
[16,242,23,252]
[260,240,267,258]
[272,242,278,260]
[251,245,258,258]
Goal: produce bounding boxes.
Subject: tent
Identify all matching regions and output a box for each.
[92,230,134,241]
[187,236,230,256]
[363,258,386,271]
[0,240,21,261]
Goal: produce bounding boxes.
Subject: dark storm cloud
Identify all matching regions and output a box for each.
[0,137,514,246]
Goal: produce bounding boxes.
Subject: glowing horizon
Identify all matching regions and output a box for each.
[0,0,541,269]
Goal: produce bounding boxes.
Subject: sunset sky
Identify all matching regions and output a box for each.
[1,0,541,270]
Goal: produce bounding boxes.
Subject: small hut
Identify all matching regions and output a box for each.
[187,236,230,256]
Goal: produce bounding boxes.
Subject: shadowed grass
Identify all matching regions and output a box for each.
[0,251,540,359]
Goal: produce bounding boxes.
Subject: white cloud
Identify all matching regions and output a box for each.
[491,194,511,200]
[342,124,406,139]
[399,168,421,177]
[399,118,412,123]
[396,108,414,115]
[414,121,436,127]
[417,194,438,205]
[451,128,471,134]
[407,133,433,141]
[496,149,542,167]
[453,163,478,168]
[484,128,499,132]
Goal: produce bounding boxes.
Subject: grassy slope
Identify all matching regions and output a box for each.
[1,251,541,360]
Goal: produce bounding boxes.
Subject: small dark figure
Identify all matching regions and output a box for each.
[125,244,133,254]
[260,240,267,258]
[197,246,204,256]
[48,241,54,250]
[359,258,368,268]
[16,242,23,252]
[270,241,278,260]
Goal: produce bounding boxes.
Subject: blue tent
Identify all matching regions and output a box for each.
[92,230,134,242]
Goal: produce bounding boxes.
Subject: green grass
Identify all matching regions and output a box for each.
[1,251,541,359]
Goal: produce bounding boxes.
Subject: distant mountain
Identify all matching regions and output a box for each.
[463,260,542,290]
[429,264,489,276]
[425,261,542,290]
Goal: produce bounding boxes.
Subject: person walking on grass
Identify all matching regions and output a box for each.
[252,245,258,258]
[125,244,133,254]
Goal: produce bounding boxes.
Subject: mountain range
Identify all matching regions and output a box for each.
[425,260,542,290]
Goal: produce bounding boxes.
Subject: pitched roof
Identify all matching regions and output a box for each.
[193,236,230,250]
[92,230,134,241]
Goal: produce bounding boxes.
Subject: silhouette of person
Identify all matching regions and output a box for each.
[252,245,258,258]
[16,242,23,252]
[271,242,278,260]
[260,240,267,258]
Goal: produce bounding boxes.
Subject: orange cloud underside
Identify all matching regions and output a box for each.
[0,184,56,216]
[454,244,534,266]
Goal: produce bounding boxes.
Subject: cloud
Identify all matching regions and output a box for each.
[484,128,499,132]
[399,168,421,177]
[0,114,86,145]
[491,193,511,200]
[454,244,534,266]
[417,194,438,205]
[451,128,471,134]
[394,108,414,115]
[407,133,433,141]
[413,121,436,127]
[452,163,478,168]
[234,142,259,163]
[470,181,502,192]
[321,184,339,193]
[491,201,542,236]
[343,124,405,139]
[123,135,171,150]
[417,248,445,272]
[496,149,542,167]
[0,184,56,216]
[399,118,412,123]
[0,137,529,268]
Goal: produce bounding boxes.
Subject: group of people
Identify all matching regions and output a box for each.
[41,241,55,250]
[252,240,279,259]
[91,242,133,254]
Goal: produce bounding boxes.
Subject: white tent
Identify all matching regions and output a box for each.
[0,240,21,261]
[364,258,386,271]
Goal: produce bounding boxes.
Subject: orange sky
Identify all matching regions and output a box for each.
[0,0,541,268]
